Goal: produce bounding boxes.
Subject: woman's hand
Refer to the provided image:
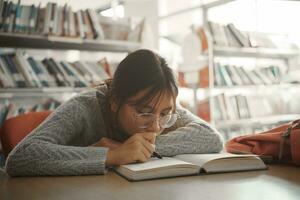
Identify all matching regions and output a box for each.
[91,137,121,150]
[105,132,156,166]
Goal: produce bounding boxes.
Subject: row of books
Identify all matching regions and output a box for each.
[0,51,113,88]
[0,0,144,41]
[197,93,290,122]
[0,98,60,126]
[207,21,281,48]
[178,64,282,88]
[213,63,282,86]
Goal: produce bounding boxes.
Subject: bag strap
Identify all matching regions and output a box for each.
[278,119,300,160]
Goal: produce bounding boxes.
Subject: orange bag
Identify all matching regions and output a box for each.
[226,119,300,166]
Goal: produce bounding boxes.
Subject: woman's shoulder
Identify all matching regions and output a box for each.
[70,86,107,109]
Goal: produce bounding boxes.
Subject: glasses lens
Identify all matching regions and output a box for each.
[136,113,156,129]
[160,114,178,128]
[135,113,178,129]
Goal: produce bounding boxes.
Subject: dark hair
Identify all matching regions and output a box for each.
[103,49,178,139]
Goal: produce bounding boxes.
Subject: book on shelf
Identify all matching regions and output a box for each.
[207,21,229,47]
[197,93,289,123]
[114,153,267,181]
[226,23,251,47]
[0,98,61,125]
[0,51,112,89]
[0,0,144,42]
[99,15,131,41]
[248,32,276,48]
[206,21,294,49]
[127,18,145,43]
[1,54,26,87]
[213,63,284,87]
[185,62,282,88]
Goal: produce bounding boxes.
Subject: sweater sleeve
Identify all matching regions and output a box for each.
[5,98,108,177]
[155,103,224,157]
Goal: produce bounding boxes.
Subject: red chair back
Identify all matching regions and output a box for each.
[0,111,52,157]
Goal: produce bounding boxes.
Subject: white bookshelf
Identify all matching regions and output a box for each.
[215,114,300,129]
[0,33,140,52]
[0,87,89,98]
[174,0,300,135]
[213,46,299,59]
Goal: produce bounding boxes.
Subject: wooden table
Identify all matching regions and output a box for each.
[1,164,300,200]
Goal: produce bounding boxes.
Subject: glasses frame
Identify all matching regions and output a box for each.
[133,109,179,129]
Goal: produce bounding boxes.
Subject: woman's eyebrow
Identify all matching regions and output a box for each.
[161,106,173,112]
[138,106,173,113]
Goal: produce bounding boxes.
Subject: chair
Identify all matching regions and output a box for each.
[0,111,52,157]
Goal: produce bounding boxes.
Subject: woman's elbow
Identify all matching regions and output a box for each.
[211,133,224,153]
[4,141,35,177]
[5,154,21,177]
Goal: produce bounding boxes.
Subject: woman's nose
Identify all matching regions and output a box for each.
[147,119,161,133]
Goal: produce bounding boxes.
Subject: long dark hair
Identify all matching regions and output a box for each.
[103,49,178,139]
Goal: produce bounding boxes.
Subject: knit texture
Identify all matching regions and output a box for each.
[5,86,223,176]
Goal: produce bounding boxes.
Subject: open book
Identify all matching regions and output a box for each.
[114,153,267,181]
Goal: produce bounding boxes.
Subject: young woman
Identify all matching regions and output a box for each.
[5,49,223,176]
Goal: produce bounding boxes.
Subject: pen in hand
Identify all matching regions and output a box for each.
[150,143,162,159]
[152,151,163,159]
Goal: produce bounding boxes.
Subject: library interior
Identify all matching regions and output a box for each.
[0,0,300,200]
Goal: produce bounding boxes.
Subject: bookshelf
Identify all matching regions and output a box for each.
[0,87,86,98]
[215,114,300,129]
[213,46,299,59]
[193,83,300,99]
[206,37,300,128]
[0,32,140,52]
[0,0,142,125]
[175,1,300,139]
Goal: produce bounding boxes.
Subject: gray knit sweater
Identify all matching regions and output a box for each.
[5,86,223,176]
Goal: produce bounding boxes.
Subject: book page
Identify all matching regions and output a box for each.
[115,157,200,181]
[121,157,196,172]
[174,153,258,168]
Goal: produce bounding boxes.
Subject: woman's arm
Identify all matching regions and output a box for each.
[155,103,224,157]
[5,98,108,177]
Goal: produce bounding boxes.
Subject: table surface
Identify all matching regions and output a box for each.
[1,164,300,200]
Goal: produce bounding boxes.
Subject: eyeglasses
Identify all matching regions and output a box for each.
[134,112,179,129]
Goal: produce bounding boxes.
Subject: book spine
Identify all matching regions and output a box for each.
[49,58,70,86]
[51,3,58,35]
[27,57,49,87]
[60,61,84,87]
[62,61,89,87]
[0,57,15,87]
[12,52,36,87]
[2,55,26,87]
[42,58,65,86]
[35,59,57,87]
[87,8,104,39]
[75,10,85,39]
[72,61,93,83]
[43,2,52,35]
[51,58,72,86]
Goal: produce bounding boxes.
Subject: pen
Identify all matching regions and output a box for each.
[152,151,163,159]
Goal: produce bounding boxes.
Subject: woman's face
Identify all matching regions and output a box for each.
[113,89,176,136]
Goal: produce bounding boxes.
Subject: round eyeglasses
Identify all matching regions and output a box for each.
[134,112,179,129]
